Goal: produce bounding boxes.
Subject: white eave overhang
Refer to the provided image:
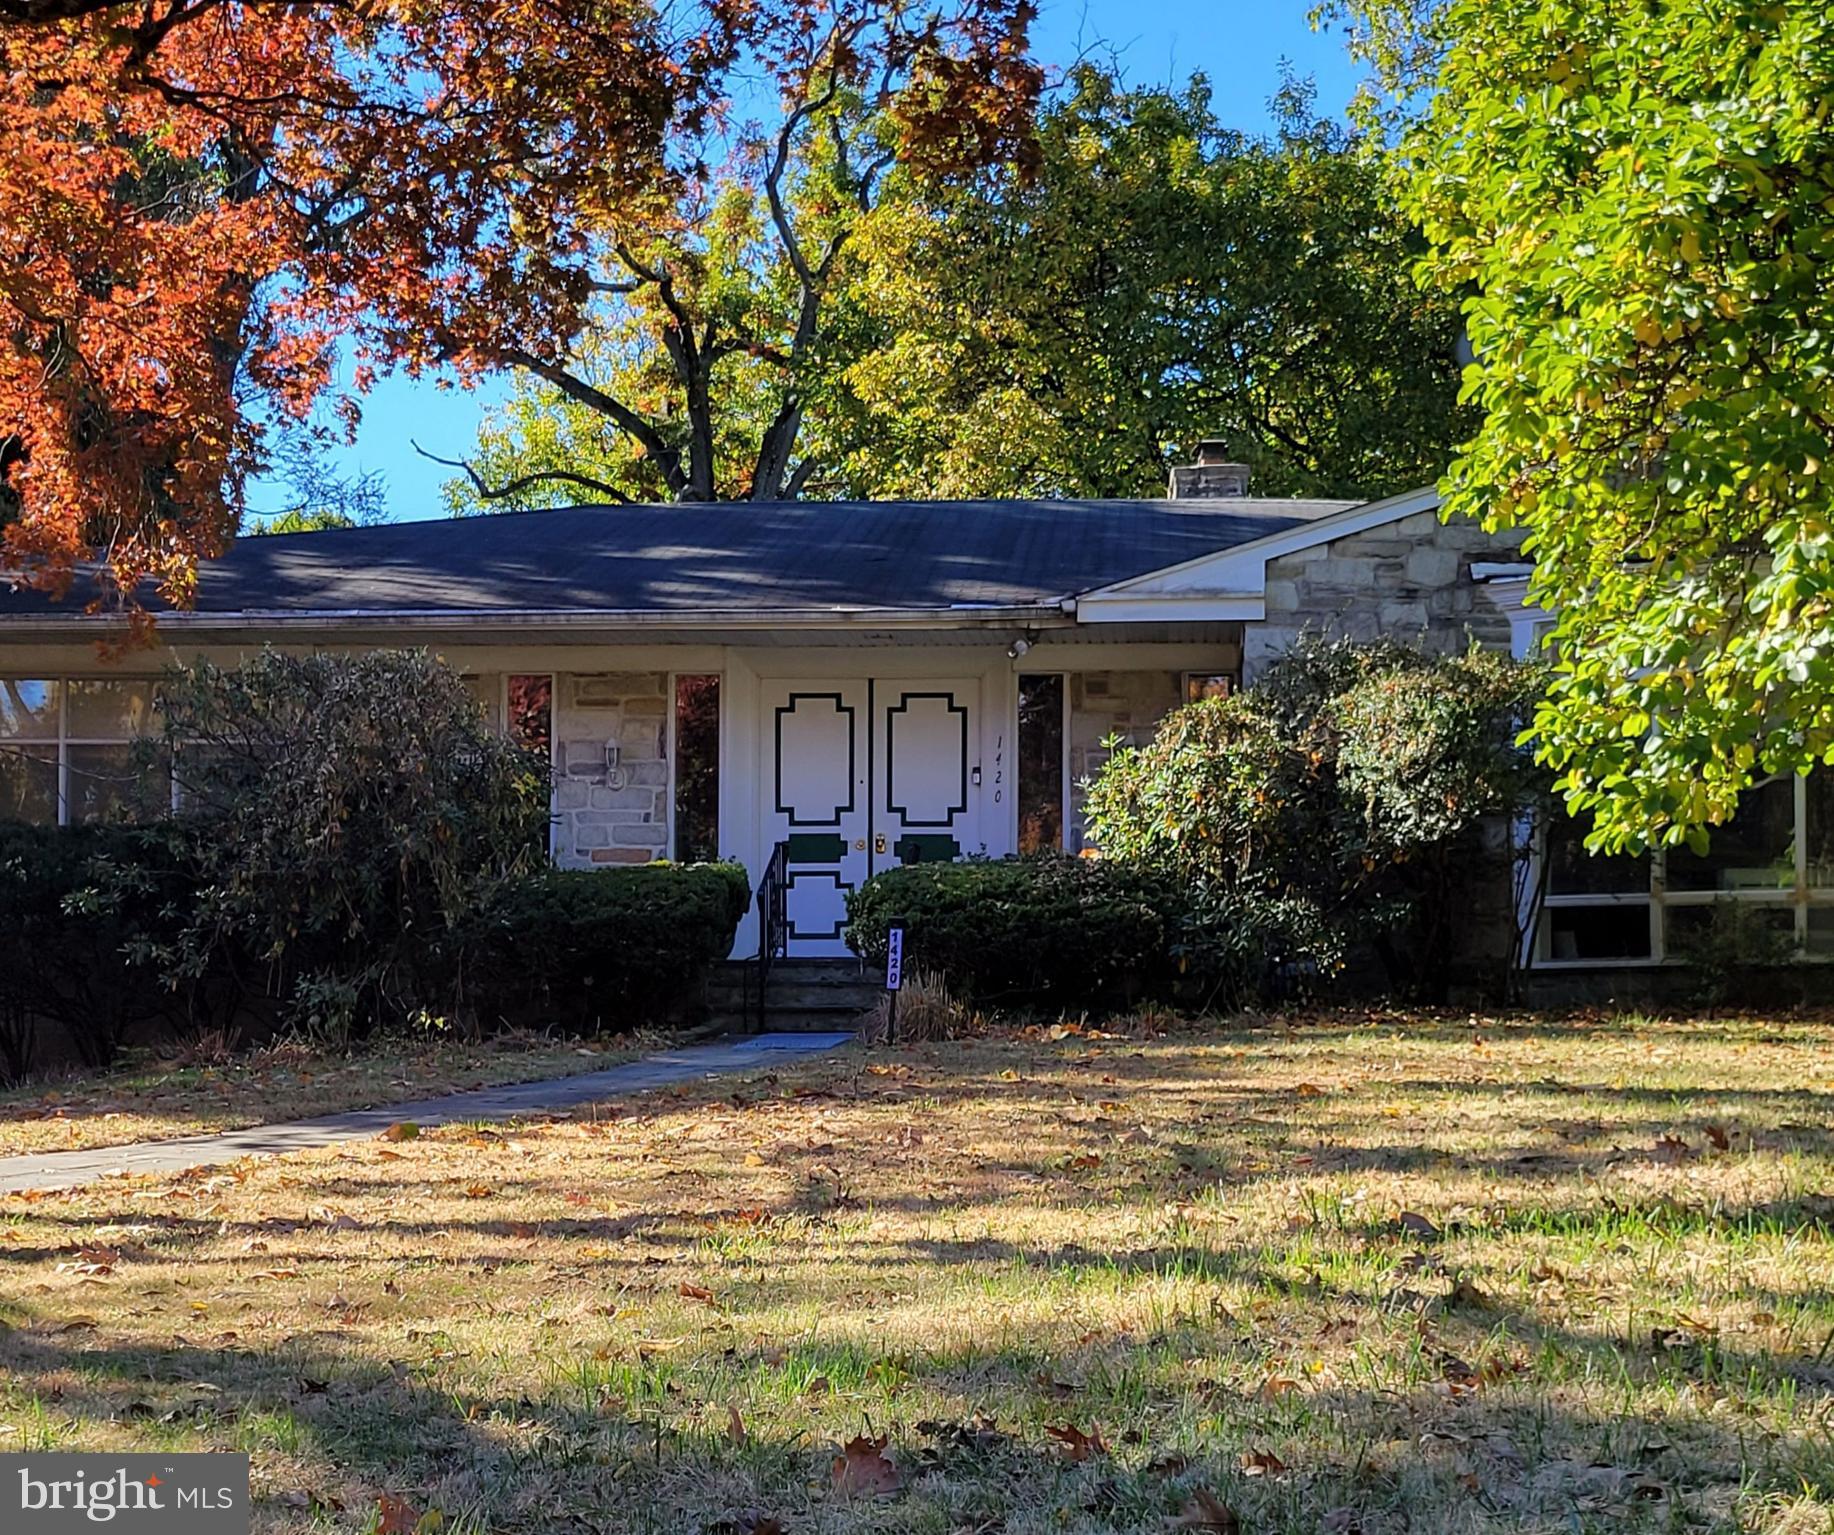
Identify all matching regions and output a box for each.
[1066,591,1269,623]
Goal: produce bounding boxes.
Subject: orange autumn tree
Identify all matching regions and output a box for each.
[0,0,1039,616]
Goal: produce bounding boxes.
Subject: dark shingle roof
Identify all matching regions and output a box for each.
[1,496,1357,618]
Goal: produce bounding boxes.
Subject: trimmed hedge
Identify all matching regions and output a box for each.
[0,824,750,1080]
[465,862,751,1030]
[845,855,1174,1010]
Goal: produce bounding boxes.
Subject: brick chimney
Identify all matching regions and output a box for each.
[1168,440,1251,499]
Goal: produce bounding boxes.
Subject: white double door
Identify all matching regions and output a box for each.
[762,678,980,957]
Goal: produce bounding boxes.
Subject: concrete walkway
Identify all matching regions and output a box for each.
[0,1032,853,1196]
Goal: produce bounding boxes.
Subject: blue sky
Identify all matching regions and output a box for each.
[245,1,1363,523]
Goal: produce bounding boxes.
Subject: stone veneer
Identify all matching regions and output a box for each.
[553,671,670,867]
[1067,670,1185,851]
[1243,509,1526,683]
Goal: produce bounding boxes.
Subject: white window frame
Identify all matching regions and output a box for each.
[0,676,169,827]
[1506,615,1834,966]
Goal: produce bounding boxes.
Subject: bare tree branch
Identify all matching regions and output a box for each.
[613,242,718,498]
[762,18,862,288]
[492,346,687,495]
[412,441,633,505]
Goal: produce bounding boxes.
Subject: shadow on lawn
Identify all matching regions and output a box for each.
[2,1022,1830,1523]
[1,1305,1829,1535]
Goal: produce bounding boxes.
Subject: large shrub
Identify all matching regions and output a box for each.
[137,648,551,1037]
[0,823,197,1078]
[465,863,750,1030]
[1084,637,1549,997]
[846,855,1173,1010]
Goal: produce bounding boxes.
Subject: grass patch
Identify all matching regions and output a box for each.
[0,1032,656,1156]
[0,1012,1830,1532]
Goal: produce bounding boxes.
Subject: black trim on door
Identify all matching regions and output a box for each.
[885,690,969,828]
[784,869,853,940]
[774,692,856,826]
[895,834,961,864]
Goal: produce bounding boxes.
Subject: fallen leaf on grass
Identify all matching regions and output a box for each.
[1241,1447,1288,1475]
[378,1122,419,1143]
[1397,1211,1441,1239]
[1437,1354,1480,1395]
[56,1259,114,1278]
[727,1405,746,1446]
[1045,1423,1107,1461]
[462,1184,493,1199]
[678,1282,716,1304]
[831,1434,901,1496]
[913,1416,1010,1456]
[1704,1122,1730,1151]
[1173,1489,1241,1531]
[1256,1374,1299,1402]
[1650,1134,1693,1165]
[375,1495,419,1535]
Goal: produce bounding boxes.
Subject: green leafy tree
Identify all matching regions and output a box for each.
[844,68,1467,499]
[1319,0,1834,853]
[450,66,1467,508]
[435,4,1035,511]
[440,172,872,508]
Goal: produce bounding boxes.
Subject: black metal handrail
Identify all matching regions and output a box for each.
[753,839,789,1030]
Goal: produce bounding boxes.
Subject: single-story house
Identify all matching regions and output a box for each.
[2,444,1827,983]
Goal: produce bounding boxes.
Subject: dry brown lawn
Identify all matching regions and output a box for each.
[1,1010,1831,1535]
[0,1033,651,1156]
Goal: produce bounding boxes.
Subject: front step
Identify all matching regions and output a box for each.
[705,958,881,1034]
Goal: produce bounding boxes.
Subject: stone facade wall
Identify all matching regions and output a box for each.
[553,671,670,867]
[1067,670,1184,851]
[1244,509,1526,683]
